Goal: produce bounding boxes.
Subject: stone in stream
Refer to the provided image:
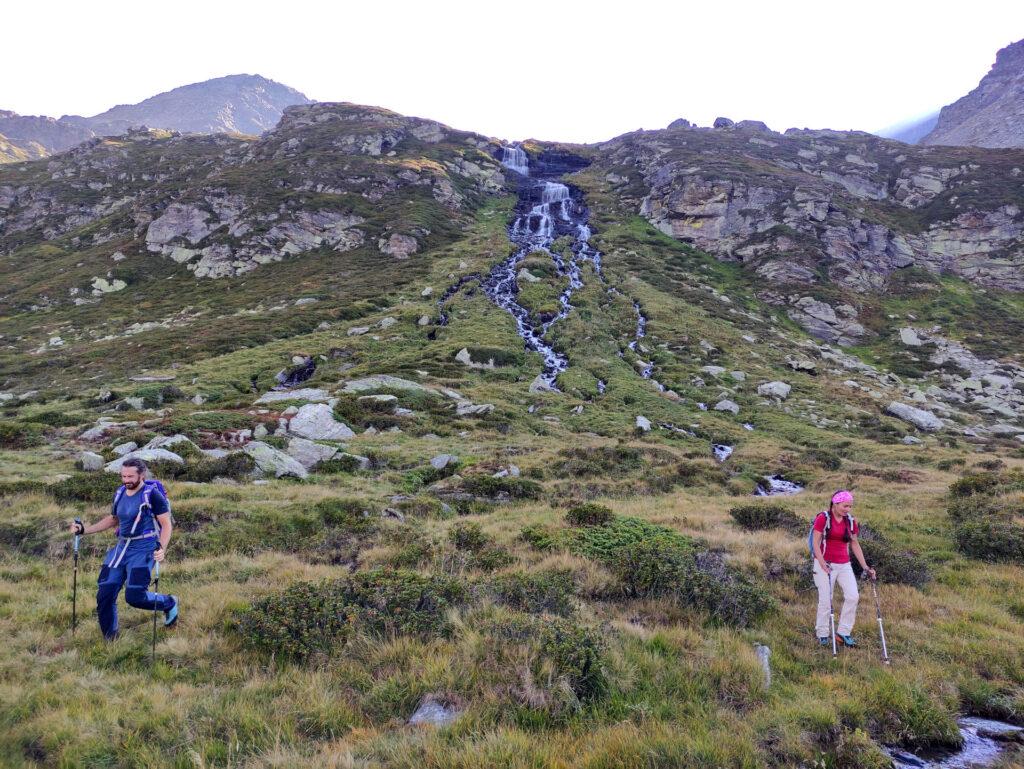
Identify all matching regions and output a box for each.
[755,475,804,496]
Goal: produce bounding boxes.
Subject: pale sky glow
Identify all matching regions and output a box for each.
[3,0,1023,144]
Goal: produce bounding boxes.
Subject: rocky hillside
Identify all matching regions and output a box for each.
[0,74,311,161]
[922,38,1024,148]
[590,118,1024,302]
[1,99,1023,768]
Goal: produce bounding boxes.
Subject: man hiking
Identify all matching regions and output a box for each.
[69,457,178,639]
[811,490,874,648]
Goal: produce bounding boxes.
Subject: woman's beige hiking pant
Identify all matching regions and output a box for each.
[813,560,859,637]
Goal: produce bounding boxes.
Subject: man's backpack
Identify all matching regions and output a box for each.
[807,510,856,560]
[111,479,173,536]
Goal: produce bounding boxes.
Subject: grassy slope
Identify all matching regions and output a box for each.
[0,161,1022,768]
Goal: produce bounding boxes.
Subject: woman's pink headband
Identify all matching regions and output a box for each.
[831,490,854,505]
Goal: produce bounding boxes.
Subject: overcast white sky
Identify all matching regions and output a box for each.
[3,0,1022,143]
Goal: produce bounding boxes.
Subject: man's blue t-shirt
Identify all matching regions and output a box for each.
[114,485,169,537]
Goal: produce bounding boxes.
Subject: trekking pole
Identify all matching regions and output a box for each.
[871,577,890,665]
[827,562,837,659]
[151,560,160,666]
[72,518,82,636]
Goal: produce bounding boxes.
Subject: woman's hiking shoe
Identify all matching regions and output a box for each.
[818,637,830,647]
[164,596,179,628]
[836,633,857,647]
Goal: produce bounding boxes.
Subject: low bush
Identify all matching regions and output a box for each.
[519,523,563,551]
[0,421,44,449]
[801,449,843,471]
[728,504,803,533]
[27,410,90,427]
[856,534,931,588]
[460,475,542,500]
[482,570,576,616]
[564,502,613,527]
[953,518,1024,564]
[0,480,47,497]
[948,473,1003,498]
[450,521,513,571]
[570,516,694,562]
[236,570,465,660]
[47,472,122,504]
[478,612,607,703]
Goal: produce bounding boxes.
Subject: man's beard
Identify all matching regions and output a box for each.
[124,479,141,490]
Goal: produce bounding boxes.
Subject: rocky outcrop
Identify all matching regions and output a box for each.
[886,402,944,432]
[287,403,355,441]
[598,122,1024,293]
[922,39,1024,149]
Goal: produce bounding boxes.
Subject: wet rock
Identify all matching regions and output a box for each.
[714,399,740,414]
[757,381,792,399]
[288,403,356,440]
[79,451,104,471]
[517,268,541,283]
[105,448,185,473]
[886,402,944,432]
[244,441,308,479]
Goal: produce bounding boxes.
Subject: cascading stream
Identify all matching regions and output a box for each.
[476,145,604,391]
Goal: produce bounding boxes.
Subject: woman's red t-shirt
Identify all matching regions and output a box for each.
[813,511,859,563]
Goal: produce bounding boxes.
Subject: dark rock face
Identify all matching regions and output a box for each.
[923,38,1024,148]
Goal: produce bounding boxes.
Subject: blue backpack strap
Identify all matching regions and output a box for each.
[808,511,828,557]
[111,485,126,519]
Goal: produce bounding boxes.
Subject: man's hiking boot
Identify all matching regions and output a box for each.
[836,633,857,647]
[164,596,179,628]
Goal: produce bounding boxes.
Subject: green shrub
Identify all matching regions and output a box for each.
[936,458,966,471]
[948,473,1002,498]
[0,480,47,497]
[480,613,607,702]
[801,449,843,470]
[954,518,1024,563]
[450,521,490,552]
[570,516,694,562]
[461,346,525,368]
[0,421,44,449]
[856,534,931,588]
[728,504,803,533]
[312,498,376,531]
[564,503,613,527]
[483,570,576,616]
[520,523,563,551]
[460,475,542,500]
[236,570,465,660]
[27,410,89,427]
[47,473,122,504]
[129,384,185,409]
[553,446,647,477]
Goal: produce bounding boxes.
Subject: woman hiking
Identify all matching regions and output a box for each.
[812,490,874,647]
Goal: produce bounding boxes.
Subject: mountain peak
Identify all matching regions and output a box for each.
[922,37,1024,148]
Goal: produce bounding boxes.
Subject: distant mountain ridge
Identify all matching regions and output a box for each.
[0,74,312,160]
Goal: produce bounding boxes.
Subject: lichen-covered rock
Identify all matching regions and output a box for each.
[244,440,308,479]
[886,402,944,432]
[287,403,355,440]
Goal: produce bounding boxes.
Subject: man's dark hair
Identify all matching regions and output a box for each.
[121,457,148,475]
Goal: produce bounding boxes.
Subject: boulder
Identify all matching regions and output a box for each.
[635,415,652,432]
[418,315,431,326]
[244,441,309,479]
[288,403,356,440]
[456,402,494,417]
[142,434,196,452]
[255,388,331,404]
[455,348,497,370]
[79,451,104,471]
[714,399,741,414]
[700,365,726,377]
[342,375,432,394]
[713,117,735,128]
[408,695,462,727]
[899,327,924,347]
[105,448,185,473]
[757,381,792,400]
[377,316,398,330]
[378,233,418,258]
[286,437,339,470]
[430,454,459,470]
[730,371,747,382]
[112,442,138,457]
[885,402,944,432]
[359,394,398,404]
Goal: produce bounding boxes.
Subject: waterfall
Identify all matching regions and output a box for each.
[500,145,529,176]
